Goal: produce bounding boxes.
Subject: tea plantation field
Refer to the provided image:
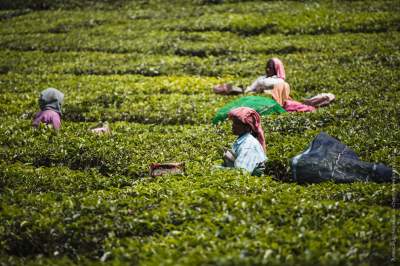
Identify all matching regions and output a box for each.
[0,0,399,265]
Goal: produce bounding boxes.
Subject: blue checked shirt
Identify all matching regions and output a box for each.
[232,133,267,173]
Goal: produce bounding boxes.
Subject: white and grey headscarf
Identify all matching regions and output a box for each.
[39,88,64,115]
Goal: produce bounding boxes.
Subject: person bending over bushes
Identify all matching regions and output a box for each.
[222,107,267,176]
[245,58,286,94]
[32,88,64,130]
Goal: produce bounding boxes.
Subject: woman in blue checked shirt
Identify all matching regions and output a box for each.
[222,107,267,176]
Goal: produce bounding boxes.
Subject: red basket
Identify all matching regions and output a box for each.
[149,162,185,177]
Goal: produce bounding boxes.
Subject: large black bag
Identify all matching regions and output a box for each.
[290,132,393,183]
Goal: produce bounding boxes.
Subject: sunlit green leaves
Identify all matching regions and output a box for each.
[0,0,399,265]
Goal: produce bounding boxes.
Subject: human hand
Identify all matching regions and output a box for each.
[223,149,236,167]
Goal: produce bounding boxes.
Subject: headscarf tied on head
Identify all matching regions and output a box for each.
[272,58,286,80]
[228,107,266,152]
[39,88,64,115]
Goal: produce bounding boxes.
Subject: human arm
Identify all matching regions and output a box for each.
[32,112,42,128]
[51,113,61,130]
[223,149,236,167]
[245,77,262,93]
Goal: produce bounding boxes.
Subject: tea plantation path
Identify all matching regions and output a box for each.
[0,1,399,265]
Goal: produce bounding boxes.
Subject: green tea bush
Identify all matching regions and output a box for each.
[0,0,127,10]
[0,1,399,265]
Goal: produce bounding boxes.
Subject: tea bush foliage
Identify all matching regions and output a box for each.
[0,0,399,265]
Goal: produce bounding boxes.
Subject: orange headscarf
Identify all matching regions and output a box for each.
[228,107,266,151]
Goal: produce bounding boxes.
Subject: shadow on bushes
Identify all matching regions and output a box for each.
[0,66,11,74]
[48,19,106,34]
[0,0,127,10]
[70,68,164,77]
[0,10,31,20]
[264,159,292,182]
[63,105,91,122]
[174,48,232,58]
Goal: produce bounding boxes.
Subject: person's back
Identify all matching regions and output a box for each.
[32,87,64,130]
[33,109,61,130]
[232,132,266,173]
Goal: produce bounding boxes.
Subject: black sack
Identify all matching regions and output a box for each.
[290,132,392,183]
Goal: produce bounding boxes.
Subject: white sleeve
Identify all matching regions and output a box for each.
[246,77,262,92]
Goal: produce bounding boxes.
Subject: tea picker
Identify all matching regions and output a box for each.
[218,107,267,176]
[245,58,286,94]
[32,88,64,130]
[239,57,334,112]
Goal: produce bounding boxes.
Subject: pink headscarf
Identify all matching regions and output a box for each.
[228,107,266,151]
[272,58,286,80]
